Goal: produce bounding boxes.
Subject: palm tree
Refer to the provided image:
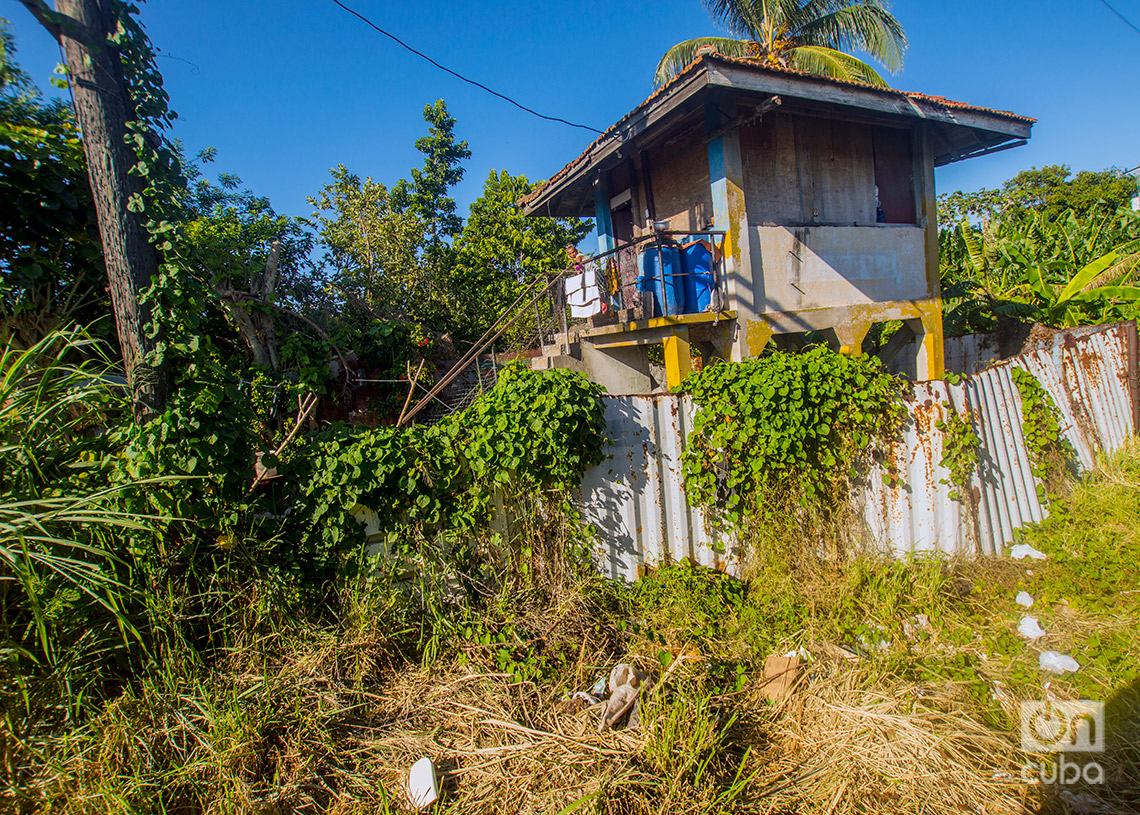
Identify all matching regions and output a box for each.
[655,0,907,88]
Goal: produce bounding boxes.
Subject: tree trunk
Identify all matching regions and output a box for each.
[217,240,281,369]
[23,0,171,422]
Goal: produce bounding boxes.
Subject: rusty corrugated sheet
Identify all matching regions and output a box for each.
[581,323,1135,573]
[864,322,1135,557]
[577,394,730,580]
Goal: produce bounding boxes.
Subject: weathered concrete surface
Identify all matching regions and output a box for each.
[751,225,927,312]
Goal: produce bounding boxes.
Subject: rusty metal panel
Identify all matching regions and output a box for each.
[861,381,974,557]
[581,324,1134,573]
[862,322,1134,558]
[578,394,729,580]
[956,363,1045,555]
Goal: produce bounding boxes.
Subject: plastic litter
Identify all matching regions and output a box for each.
[1016,591,1034,608]
[1039,651,1080,674]
[1010,544,1047,560]
[406,757,439,810]
[1018,616,1046,639]
[585,661,653,733]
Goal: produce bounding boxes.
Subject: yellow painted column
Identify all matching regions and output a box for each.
[918,299,946,379]
[664,329,692,390]
[916,125,946,380]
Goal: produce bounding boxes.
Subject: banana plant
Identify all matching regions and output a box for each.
[1025,247,1140,327]
[941,208,1140,331]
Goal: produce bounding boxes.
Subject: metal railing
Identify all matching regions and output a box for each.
[546,230,728,351]
[399,230,727,425]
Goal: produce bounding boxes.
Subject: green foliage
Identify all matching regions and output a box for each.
[936,407,980,503]
[462,362,606,495]
[938,164,1138,229]
[635,559,747,649]
[0,20,106,349]
[654,0,907,87]
[0,327,184,730]
[452,169,589,344]
[181,154,317,309]
[287,364,606,561]
[309,164,431,321]
[1003,164,1137,222]
[1011,367,1075,502]
[390,99,471,240]
[940,206,1140,333]
[679,347,905,529]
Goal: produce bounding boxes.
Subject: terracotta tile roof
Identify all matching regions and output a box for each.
[520,52,1035,210]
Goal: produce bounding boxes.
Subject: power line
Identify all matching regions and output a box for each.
[329,0,605,135]
[1098,0,1140,36]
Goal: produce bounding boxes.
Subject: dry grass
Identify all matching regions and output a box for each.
[758,658,1031,815]
[14,442,1140,814]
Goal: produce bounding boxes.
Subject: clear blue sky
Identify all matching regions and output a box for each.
[4,0,1139,221]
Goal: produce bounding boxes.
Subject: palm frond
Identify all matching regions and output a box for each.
[1080,252,1139,293]
[654,37,757,87]
[960,221,987,277]
[701,0,798,38]
[796,2,907,73]
[790,45,889,86]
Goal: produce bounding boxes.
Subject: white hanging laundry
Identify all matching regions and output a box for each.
[566,270,601,318]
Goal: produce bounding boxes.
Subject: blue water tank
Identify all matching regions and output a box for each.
[679,240,715,313]
[637,244,682,317]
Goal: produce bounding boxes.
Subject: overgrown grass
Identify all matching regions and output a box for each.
[7,443,1140,813]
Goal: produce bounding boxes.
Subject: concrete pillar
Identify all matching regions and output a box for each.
[706,100,755,361]
[580,342,652,395]
[915,126,946,379]
[834,322,870,356]
[910,302,946,380]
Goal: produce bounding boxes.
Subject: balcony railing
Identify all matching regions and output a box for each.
[539,230,728,350]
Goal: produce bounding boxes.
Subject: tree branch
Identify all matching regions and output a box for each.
[216,289,353,380]
[15,0,90,44]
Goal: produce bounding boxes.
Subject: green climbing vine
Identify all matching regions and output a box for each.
[1011,367,1075,502]
[679,346,906,530]
[936,407,981,503]
[285,364,607,565]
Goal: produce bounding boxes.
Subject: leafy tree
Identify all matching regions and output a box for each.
[938,164,1138,229]
[452,169,589,344]
[1002,165,1136,221]
[310,101,470,331]
[180,151,320,369]
[310,164,432,321]
[391,100,471,241]
[654,0,906,88]
[0,19,106,349]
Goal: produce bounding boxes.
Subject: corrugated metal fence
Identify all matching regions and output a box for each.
[577,322,1139,574]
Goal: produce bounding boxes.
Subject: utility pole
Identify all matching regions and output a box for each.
[17,0,170,422]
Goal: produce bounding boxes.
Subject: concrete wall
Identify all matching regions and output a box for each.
[747,224,928,313]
